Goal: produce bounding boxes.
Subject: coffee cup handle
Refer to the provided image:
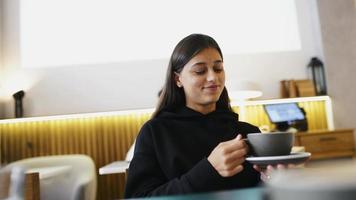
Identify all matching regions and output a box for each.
[242,138,255,157]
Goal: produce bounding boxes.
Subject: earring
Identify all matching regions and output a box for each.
[177,83,182,88]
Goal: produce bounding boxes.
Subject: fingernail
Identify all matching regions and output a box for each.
[236,134,242,140]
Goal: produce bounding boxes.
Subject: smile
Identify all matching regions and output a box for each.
[204,85,220,92]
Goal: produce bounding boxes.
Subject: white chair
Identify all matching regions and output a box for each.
[0,166,26,200]
[6,155,96,200]
[99,140,135,175]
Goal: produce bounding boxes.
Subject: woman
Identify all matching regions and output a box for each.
[124,34,262,198]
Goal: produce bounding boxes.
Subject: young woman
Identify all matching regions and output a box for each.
[124,34,262,198]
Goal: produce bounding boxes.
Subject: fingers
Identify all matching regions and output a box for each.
[225,148,247,163]
[255,165,273,182]
[219,139,248,170]
[235,134,242,141]
[254,164,291,172]
[253,164,260,172]
[220,165,244,177]
[218,134,247,154]
[267,165,274,171]
[276,164,286,170]
[288,164,296,168]
[260,171,270,182]
[208,134,249,178]
[216,148,246,171]
[215,156,245,177]
[255,164,296,182]
[253,164,267,172]
[222,156,245,171]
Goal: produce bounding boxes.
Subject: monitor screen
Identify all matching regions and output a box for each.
[264,103,305,123]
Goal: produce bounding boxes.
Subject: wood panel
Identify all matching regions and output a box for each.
[0,99,329,199]
[295,129,355,160]
[25,172,40,200]
[242,100,328,130]
[300,132,354,152]
[0,169,10,199]
[0,113,151,200]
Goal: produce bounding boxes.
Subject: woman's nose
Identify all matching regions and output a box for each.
[206,70,217,82]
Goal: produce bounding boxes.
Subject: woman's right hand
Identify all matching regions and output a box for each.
[207,134,248,177]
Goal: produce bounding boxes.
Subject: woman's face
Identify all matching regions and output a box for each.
[175,48,225,113]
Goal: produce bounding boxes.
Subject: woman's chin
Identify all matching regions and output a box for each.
[201,97,220,106]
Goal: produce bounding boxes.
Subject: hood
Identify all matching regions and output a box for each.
[156,106,239,122]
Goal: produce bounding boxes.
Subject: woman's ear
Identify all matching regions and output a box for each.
[174,72,182,88]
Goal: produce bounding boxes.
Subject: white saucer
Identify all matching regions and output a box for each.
[246,152,311,167]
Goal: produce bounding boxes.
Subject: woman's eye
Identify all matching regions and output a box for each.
[195,70,206,75]
[214,66,224,73]
[193,67,206,75]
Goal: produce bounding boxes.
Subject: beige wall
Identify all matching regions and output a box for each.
[0,0,21,119]
[0,0,4,118]
[0,0,324,119]
[317,0,356,129]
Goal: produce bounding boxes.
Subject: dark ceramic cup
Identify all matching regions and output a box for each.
[246,132,294,157]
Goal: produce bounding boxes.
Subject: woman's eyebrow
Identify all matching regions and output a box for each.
[192,60,223,67]
[191,62,206,67]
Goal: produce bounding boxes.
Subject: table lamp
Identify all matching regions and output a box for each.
[12,90,25,118]
[227,80,263,101]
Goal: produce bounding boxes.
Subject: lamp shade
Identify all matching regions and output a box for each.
[226,80,263,100]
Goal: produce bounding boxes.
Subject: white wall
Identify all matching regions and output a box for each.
[0,0,324,118]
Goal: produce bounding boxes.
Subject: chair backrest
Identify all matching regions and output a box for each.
[125,140,136,162]
[6,155,96,200]
[0,166,25,200]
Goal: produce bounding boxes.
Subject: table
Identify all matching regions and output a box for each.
[101,147,304,199]
[128,187,264,200]
[99,146,305,176]
[99,161,130,175]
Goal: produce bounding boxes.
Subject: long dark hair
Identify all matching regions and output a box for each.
[152,34,232,118]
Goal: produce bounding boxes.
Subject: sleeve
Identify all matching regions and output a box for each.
[124,123,223,198]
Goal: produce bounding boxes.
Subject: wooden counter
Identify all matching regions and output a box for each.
[294,129,355,160]
[0,96,336,199]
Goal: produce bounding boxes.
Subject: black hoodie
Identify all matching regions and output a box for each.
[124,106,261,198]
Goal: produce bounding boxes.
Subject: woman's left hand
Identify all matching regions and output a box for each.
[253,164,296,182]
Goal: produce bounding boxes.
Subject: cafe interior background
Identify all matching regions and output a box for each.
[0,0,355,199]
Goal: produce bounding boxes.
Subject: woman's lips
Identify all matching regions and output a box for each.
[204,85,219,92]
